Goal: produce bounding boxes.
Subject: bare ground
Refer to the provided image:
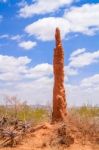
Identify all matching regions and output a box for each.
[0,122,98,150]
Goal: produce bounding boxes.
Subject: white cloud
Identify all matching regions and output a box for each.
[66,73,99,106]
[69,49,99,68]
[11,77,54,105]
[25,63,53,79]
[0,34,22,42]
[0,51,98,82]
[18,41,37,50]
[0,55,54,105]
[24,3,99,41]
[70,48,86,58]
[65,48,99,77]
[65,66,78,76]
[0,55,53,82]
[67,82,99,106]
[25,17,70,41]
[0,55,31,81]
[64,3,99,35]
[10,35,22,41]
[19,0,74,18]
[0,55,99,106]
[81,74,99,88]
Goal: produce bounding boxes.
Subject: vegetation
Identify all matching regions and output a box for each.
[0,96,99,123]
[69,105,99,118]
[0,105,50,123]
[0,96,50,123]
[0,97,98,148]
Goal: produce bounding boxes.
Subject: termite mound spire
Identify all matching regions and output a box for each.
[52,27,67,122]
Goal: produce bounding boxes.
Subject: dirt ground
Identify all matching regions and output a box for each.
[0,122,98,150]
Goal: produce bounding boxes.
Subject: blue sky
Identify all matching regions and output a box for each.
[0,0,99,106]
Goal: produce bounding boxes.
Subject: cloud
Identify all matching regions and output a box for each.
[68,74,99,106]
[65,66,78,76]
[9,77,53,105]
[0,50,98,82]
[0,55,31,81]
[65,48,99,78]
[67,81,99,106]
[69,48,99,68]
[0,34,22,42]
[24,3,99,41]
[81,74,99,88]
[18,41,37,50]
[0,55,67,82]
[64,3,99,35]
[25,63,53,79]
[0,55,54,105]
[0,55,99,106]
[10,35,22,41]
[25,17,70,41]
[19,0,74,18]
[64,48,99,83]
[1,78,99,106]
[0,55,53,82]
[70,48,86,58]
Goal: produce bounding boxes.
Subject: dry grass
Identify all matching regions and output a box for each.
[66,108,99,145]
[0,102,98,149]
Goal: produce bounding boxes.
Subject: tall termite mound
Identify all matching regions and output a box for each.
[52,27,67,122]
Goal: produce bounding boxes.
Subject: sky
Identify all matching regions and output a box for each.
[0,0,99,106]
